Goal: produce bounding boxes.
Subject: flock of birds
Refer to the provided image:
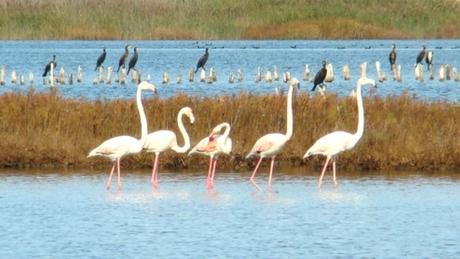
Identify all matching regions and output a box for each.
[88,63,376,191]
[1,44,459,94]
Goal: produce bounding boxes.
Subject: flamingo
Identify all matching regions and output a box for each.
[188,123,232,189]
[303,77,376,188]
[246,78,299,188]
[88,81,157,190]
[143,107,195,186]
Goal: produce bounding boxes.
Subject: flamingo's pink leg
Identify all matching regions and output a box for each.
[153,153,160,185]
[210,158,218,186]
[268,157,275,186]
[150,155,158,184]
[206,156,213,188]
[318,156,331,188]
[117,159,122,190]
[332,159,337,185]
[106,162,116,190]
[250,157,264,184]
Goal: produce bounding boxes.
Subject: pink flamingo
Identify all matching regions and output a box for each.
[88,81,157,190]
[304,77,376,187]
[188,123,232,188]
[143,107,195,186]
[246,78,299,188]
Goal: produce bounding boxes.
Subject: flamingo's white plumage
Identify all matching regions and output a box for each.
[188,123,232,189]
[246,78,299,188]
[303,77,376,187]
[88,81,157,189]
[143,107,195,186]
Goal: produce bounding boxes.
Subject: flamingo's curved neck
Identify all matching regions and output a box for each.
[221,123,231,139]
[352,81,364,145]
[285,84,294,139]
[136,87,148,142]
[172,110,191,153]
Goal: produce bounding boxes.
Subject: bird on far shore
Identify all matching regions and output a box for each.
[117,44,131,72]
[311,60,327,91]
[95,47,106,71]
[42,55,57,77]
[127,47,139,75]
[195,48,209,73]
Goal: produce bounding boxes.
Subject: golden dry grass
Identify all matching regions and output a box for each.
[0,89,458,172]
[1,0,460,39]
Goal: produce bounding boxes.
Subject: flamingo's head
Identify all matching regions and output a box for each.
[138,81,157,94]
[181,106,195,124]
[289,77,300,89]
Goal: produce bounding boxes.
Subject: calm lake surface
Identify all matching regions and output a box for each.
[1,169,459,258]
[0,40,459,101]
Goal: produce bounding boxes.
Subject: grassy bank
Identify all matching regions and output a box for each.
[0,89,458,171]
[1,0,460,40]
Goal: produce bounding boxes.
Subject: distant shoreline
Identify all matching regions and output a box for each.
[1,0,460,40]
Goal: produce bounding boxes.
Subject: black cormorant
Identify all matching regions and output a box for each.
[95,47,106,71]
[42,55,57,77]
[389,44,397,69]
[127,47,138,75]
[416,45,426,66]
[311,60,327,91]
[195,48,209,73]
[117,45,131,72]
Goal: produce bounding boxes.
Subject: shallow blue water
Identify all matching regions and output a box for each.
[1,170,459,258]
[0,40,459,101]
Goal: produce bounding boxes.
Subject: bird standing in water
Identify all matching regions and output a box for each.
[95,47,106,71]
[127,47,139,75]
[195,48,209,73]
[304,77,376,188]
[117,44,131,72]
[42,55,57,77]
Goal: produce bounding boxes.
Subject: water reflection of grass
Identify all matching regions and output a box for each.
[1,0,459,39]
[0,89,458,171]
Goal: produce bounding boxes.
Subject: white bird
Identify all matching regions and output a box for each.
[200,68,206,82]
[255,66,262,83]
[324,63,334,82]
[189,122,232,189]
[28,72,34,87]
[0,66,5,85]
[236,68,243,82]
[303,77,376,187]
[105,66,112,84]
[265,71,273,83]
[438,65,445,81]
[273,66,279,81]
[59,67,66,84]
[188,68,194,82]
[11,70,17,84]
[77,65,83,83]
[342,64,351,80]
[143,107,195,186]
[88,81,157,190]
[162,72,170,84]
[303,64,310,81]
[246,78,299,188]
